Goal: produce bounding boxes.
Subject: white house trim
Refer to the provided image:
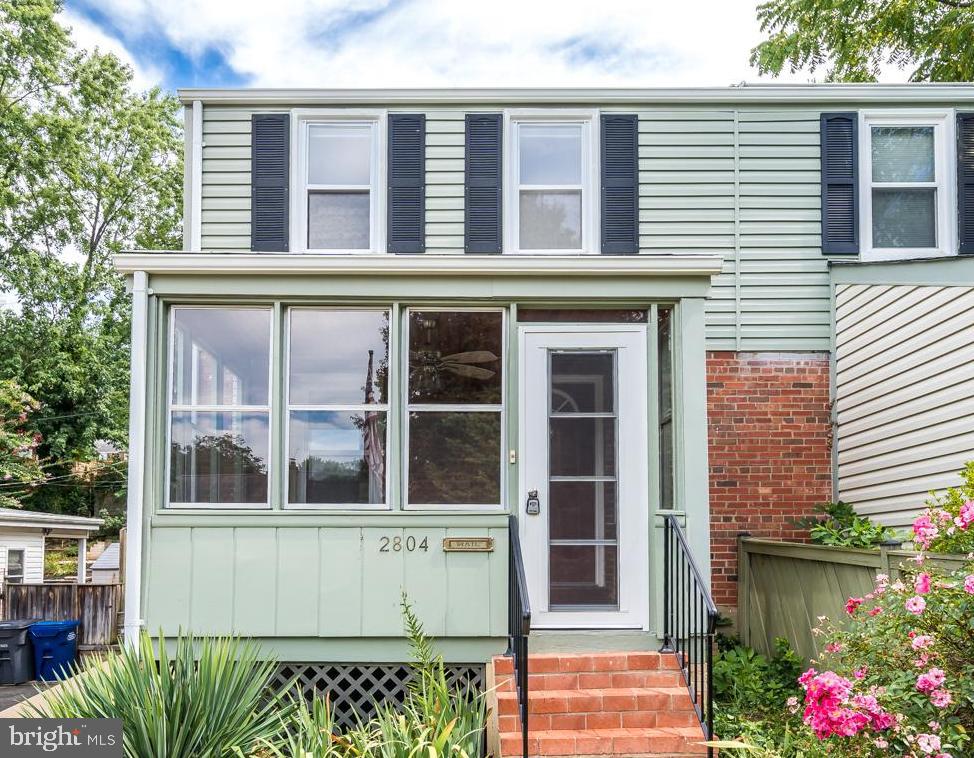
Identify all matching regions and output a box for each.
[123,270,149,644]
[177,84,974,107]
[114,253,724,277]
[190,100,203,252]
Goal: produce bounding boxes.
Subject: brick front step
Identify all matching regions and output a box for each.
[491,652,706,757]
[499,727,708,756]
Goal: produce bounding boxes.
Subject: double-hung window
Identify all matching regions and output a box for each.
[293,113,384,253]
[507,112,598,253]
[6,549,24,584]
[286,309,390,508]
[168,307,272,508]
[861,111,955,260]
[405,309,505,509]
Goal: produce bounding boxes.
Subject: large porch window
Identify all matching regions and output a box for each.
[168,307,272,508]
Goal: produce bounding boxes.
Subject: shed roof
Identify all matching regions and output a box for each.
[0,508,102,534]
[90,542,120,571]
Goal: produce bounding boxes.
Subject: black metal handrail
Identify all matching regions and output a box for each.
[507,515,532,758]
[660,514,719,757]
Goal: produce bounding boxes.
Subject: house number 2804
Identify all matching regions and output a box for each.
[378,536,429,553]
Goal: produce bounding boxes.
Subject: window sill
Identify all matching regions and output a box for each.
[860,249,956,262]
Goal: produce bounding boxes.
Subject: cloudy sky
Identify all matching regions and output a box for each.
[60,0,906,93]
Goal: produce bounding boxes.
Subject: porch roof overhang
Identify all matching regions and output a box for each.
[0,508,103,538]
[114,253,722,300]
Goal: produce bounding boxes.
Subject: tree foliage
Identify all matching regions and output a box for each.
[751,0,974,82]
[0,0,182,515]
[0,380,44,508]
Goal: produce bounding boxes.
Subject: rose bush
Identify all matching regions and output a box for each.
[790,529,974,755]
[911,462,974,554]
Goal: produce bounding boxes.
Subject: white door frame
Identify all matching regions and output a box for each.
[517,324,650,630]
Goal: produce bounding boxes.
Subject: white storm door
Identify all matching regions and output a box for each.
[518,325,649,629]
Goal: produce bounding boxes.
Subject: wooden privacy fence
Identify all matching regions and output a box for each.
[737,538,968,662]
[1,583,122,650]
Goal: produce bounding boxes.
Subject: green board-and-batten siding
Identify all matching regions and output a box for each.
[144,524,509,654]
[198,105,831,351]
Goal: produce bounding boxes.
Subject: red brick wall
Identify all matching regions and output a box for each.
[707,352,833,610]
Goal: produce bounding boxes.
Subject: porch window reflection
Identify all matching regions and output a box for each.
[287,309,390,507]
[168,307,271,507]
[407,310,504,507]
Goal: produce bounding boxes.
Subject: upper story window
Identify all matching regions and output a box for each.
[860,111,955,260]
[506,111,598,254]
[292,112,385,253]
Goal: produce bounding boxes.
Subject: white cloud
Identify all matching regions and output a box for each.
[61,8,164,90]
[68,0,913,90]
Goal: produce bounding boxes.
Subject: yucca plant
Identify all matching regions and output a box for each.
[26,630,290,758]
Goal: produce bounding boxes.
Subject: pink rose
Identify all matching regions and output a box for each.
[845,596,864,615]
[930,689,952,708]
[913,514,939,548]
[912,635,935,650]
[915,573,932,594]
[917,733,942,754]
[868,606,882,616]
[905,596,927,614]
[917,668,946,693]
[964,575,974,595]
[955,500,974,529]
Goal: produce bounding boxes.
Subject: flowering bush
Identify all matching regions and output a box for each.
[911,462,974,554]
[791,540,974,754]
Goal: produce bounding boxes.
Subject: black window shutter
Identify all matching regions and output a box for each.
[465,113,503,253]
[388,114,426,253]
[820,112,859,255]
[251,114,290,252]
[600,114,639,254]
[958,113,974,255]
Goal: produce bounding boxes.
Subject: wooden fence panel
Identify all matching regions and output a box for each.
[738,539,968,662]
[2,583,121,649]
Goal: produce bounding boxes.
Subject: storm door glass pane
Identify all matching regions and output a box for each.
[288,411,386,505]
[548,351,619,609]
[871,189,936,248]
[170,411,269,504]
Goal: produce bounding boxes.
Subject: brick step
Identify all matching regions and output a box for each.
[499,670,685,692]
[495,652,680,676]
[498,726,708,756]
[497,687,695,718]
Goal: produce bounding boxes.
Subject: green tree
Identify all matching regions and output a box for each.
[0,380,44,508]
[0,0,182,516]
[751,0,974,82]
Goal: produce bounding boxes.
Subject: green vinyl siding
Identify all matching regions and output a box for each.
[197,104,838,349]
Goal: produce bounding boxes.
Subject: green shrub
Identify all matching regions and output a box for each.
[26,631,289,758]
[799,502,897,549]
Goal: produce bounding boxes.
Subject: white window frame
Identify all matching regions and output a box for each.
[403,306,507,511]
[504,109,600,255]
[284,306,392,511]
[859,109,956,261]
[165,305,274,509]
[290,109,387,254]
[6,549,24,584]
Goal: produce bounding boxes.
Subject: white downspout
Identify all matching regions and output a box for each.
[190,100,203,252]
[122,270,149,644]
[77,536,87,584]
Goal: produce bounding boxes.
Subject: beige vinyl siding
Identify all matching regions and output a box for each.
[198,104,835,350]
[835,283,974,527]
[201,107,252,251]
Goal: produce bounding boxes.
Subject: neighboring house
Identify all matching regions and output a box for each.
[89,542,120,584]
[0,509,103,584]
[114,85,974,754]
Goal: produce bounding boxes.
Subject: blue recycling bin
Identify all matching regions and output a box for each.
[28,620,80,682]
